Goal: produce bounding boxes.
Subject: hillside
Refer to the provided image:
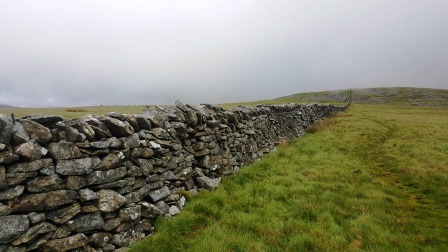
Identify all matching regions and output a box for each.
[276,87,448,107]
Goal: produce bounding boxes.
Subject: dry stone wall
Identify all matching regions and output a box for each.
[0,101,348,251]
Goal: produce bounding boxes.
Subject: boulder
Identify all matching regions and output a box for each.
[13,140,48,161]
[17,120,52,144]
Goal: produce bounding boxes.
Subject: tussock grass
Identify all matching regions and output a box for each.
[65,108,88,112]
[130,104,448,252]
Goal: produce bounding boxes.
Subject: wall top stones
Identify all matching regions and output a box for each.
[0,100,348,251]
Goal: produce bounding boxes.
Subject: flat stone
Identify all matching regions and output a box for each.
[46,203,81,224]
[12,190,78,212]
[91,177,135,190]
[97,189,127,212]
[85,166,127,186]
[56,157,100,175]
[65,118,96,141]
[136,116,151,130]
[0,185,25,200]
[0,115,14,145]
[104,218,121,231]
[7,158,54,173]
[43,233,88,251]
[26,175,63,193]
[150,128,170,140]
[51,226,71,239]
[148,186,171,202]
[67,212,104,233]
[12,222,56,246]
[0,152,20,164]
[23,114,64,126]
[47,141,82,160]
[0,215,29,243]
[18,119,52,144]
[5,172,37,186]
[99,116,134,137]
[13,140,47,161]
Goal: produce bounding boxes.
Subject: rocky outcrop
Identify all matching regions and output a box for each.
[0,101,348,251]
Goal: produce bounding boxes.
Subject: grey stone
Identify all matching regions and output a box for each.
[132,159,152,176]
[104,218,121,231]
[168,205,181,216]
[0,185,25,200]
[0,215,29,243]
[51,225,71,239]
[65,118,96,141]
[148,186,171,202]
[47,141,82,160]
[92,177,135,190]
[18,119,52,144]
[102,243,116,251]
[85,166,127,186]
[136,116,151,130]
[140,202,161,218]
[78,188,98,201]
[7,158,54,173]
[99,116,134,137]
[26,175,63,193]
[46,203,81,224]
[27,212,45,224]
[0,115,14,145]
[10,122,30,146]
[12,222,56,246]
[56,157,100,175]
[121,133,140,149]
[106,137,122,149]
[13,140,47,161]
[119,205,141,222]
[43,233,88,251]
[196,176,221,190]
[89,232,112,248]
[155,201,169,215]
[67,212,104,233]
[12,190,78,212]
[97,189,127,212]
[90,140,110,149]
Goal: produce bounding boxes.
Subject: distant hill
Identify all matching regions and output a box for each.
[276,87,448,107]
[0,104,16,108]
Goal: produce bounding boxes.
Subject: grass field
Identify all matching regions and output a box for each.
[130,104,448,251]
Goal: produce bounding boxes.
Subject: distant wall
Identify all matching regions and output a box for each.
[0,100,348,251]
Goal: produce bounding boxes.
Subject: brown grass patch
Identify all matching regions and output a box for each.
[65,108,88,112]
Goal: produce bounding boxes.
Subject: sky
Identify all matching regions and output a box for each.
[0,0,447,107]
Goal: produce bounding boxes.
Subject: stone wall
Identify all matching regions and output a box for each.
[0,101,348,251]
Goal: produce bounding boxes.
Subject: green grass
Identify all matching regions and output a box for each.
[130,104,448,252]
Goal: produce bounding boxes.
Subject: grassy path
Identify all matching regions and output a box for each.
[130,104,448,252]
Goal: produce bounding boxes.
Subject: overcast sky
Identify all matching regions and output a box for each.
[0,0,447,107]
